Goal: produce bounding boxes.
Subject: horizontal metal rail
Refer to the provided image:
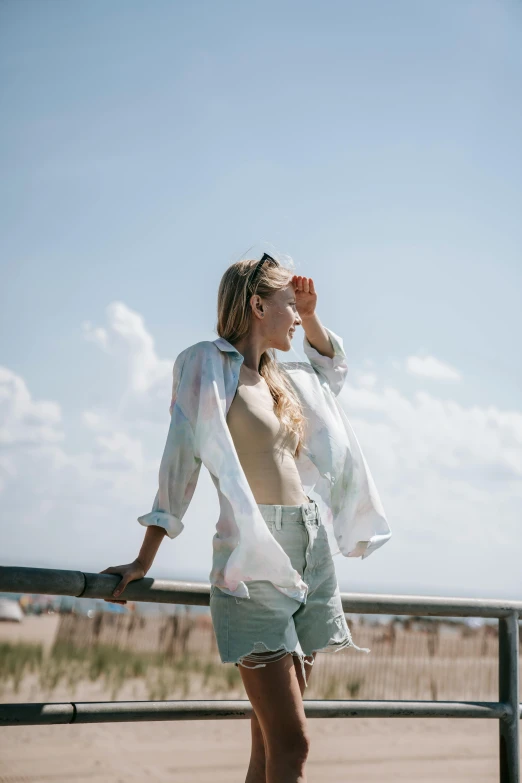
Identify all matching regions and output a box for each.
[0,565,520,782]
[0,699,514,726]
[2,565,522,617]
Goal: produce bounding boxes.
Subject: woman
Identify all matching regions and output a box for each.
[100,254,391,783]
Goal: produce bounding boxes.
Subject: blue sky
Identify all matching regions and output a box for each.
[1,0,521,600]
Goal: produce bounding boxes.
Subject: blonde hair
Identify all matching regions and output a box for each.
[216,257,307,458]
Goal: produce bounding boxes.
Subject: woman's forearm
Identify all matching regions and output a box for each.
[301,313,335,358]
[136,525,166,574]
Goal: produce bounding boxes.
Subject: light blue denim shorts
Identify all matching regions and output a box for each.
[209,498,370,687]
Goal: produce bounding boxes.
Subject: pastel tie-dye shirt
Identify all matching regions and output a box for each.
[138,326,392,603]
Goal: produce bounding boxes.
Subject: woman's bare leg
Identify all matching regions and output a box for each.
[239,653,315,783]
[245,709,267,783]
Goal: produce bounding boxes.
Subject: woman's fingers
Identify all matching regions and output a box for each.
[98,563,143,599]
[112,578,128,598]
[98,566,127,597]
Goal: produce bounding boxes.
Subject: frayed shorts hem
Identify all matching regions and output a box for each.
[230,646,315,687]
[228,631,371,688]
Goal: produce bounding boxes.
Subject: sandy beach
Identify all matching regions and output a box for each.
[0,714,503,782]
[0,615,516,782]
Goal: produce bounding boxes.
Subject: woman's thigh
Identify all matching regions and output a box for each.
[238,652,311,754]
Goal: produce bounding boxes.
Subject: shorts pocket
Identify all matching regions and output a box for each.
[333,613,348,636]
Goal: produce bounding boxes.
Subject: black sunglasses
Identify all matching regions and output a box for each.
[249,253,278,288]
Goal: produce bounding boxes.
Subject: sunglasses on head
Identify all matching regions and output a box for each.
[250,253,278,287]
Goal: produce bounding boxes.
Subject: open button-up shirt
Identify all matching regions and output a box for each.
[138,326,392,603]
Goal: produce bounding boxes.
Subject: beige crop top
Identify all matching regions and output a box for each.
[226,364,310,506]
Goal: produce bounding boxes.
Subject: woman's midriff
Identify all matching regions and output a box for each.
[226,370,309,506]
[233,447,309,505]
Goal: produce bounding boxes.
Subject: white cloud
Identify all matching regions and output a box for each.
[406,354,462,381]
[81,322,109,351]
[0,366,63,446]
[0,366,65,493]
[343,382,522,481]
[355,372,377,389]
[81,410,106,431]
[91,430,145,472]
[85,301,172,394]
[0,358,157,566]
[82,302,174,423]
[335,374,522,595]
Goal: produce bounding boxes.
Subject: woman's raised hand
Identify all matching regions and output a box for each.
[291,275,317,319]
[98,559,146,604]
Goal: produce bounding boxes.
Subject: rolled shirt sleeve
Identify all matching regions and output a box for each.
[302,325,349,396]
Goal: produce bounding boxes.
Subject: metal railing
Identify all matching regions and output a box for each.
[1,565,520,782]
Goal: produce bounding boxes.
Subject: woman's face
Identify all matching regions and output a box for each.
[260,282,302,351]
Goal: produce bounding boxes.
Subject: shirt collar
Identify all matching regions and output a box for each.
[213,336,242,356]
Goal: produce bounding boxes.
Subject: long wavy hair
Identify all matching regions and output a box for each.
[216,257,307,458]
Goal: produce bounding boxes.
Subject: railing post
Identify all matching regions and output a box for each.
[499,611,520,783]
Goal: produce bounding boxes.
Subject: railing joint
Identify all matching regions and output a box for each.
[74,571,88,598]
